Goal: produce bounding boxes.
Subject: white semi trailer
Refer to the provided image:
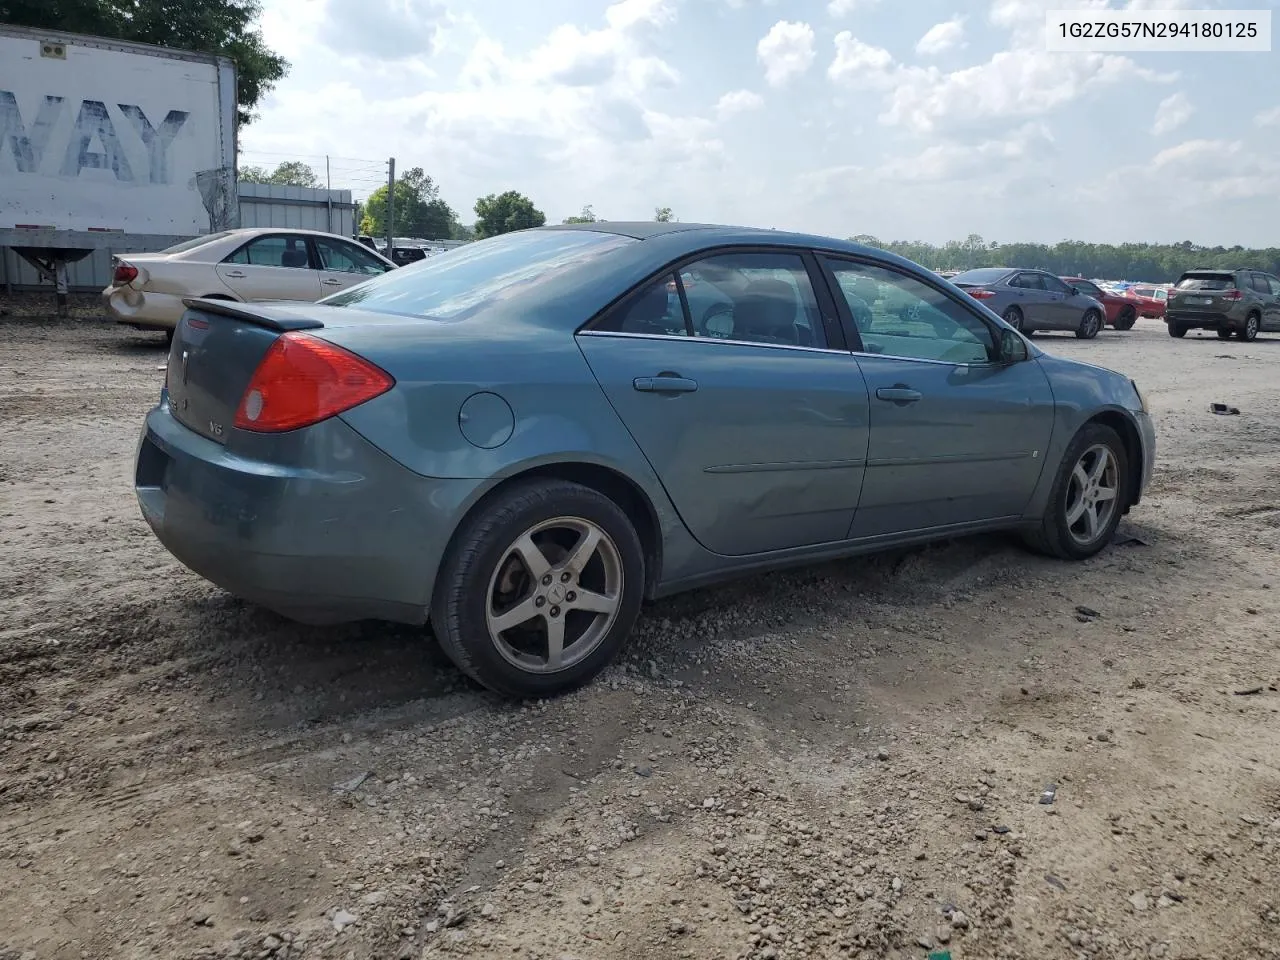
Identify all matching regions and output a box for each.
[0,24,237,312]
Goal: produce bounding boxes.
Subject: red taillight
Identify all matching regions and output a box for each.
[966,287,996,300]
[234,332,394,433]
[113,262,138,285]
[1223,289,1244,301]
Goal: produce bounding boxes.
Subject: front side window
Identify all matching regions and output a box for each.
[1071,280,1103,298]
[224,235,313,269]
[824,258,995,364]
[677,252,826,347]
[1011,272,1046,291]
[1042,274,1074,296]
[322,228,634,321]
[315,237,389,276]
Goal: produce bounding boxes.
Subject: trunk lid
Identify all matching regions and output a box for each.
[165,300,323,444]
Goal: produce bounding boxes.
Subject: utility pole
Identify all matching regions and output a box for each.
[325,154,333,234]
[385,157,395,260]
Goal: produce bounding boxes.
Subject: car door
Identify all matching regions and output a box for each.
[1037,272,1080,329]
[1251,273,1280,331]
[820,255,1056,539]
[1263,275,1280,330]
[215,234,324,302]
[313,235,395,294]
[576,249,869,557]
[1007,272,1054,328]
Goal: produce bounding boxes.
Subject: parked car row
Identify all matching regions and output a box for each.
[134,222,1156,698]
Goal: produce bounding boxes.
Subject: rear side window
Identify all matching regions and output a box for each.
[322,229,634,321]
[225,235,313,269]
[1249,273,1271,294]
[1175,273,1235,291]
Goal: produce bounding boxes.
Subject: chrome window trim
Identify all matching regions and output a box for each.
[576,328,997,368]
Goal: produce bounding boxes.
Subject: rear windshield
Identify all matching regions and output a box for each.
[1175,273,1235,291]
[322,229,634,321]
[950,268,1011,285]
[160,231,235,254]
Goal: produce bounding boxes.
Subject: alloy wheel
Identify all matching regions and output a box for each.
[1064,444,1119,546]
[484,516,624,674]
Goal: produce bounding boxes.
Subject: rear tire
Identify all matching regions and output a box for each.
[1022,422,1129,561]
[430,479,645,699]
[1002,306,1024,332]
[1075,309,1102,340]
[1239,313,1260,342]
[1216,328,1233,340]
[1167,323,1187,338]
[1113,307,1136,331]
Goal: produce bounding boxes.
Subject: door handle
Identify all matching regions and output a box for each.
[223,271,245,279]
[321,278,342,286]
[875,386,922,404]
[634,376,698,394]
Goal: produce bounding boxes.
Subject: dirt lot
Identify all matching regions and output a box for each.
[1,298,1278,960]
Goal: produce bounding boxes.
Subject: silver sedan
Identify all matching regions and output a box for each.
[951,267,1108,339]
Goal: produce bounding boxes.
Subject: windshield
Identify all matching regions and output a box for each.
[950,268,1012,285]
[1175,273,1235,291]
[321,229,634,321]
[161,231,235,254]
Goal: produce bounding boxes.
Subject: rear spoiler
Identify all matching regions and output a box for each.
[181,297,324,332]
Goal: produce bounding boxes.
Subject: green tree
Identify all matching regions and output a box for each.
[0,0,289,126]
[654,206,673,222]
[563,204,597,224]
[238,160,318,187]
[474,190,546,238]
[361,167,457,240]
[849,234,1280,282]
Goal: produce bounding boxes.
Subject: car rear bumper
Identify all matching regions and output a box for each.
[1165,311,1241,330]
[103,286,190,330]
[135,400,486,625]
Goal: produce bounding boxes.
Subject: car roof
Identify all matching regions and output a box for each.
[538,220,878,254]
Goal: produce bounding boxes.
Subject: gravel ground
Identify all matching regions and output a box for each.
[1,298,1279,960]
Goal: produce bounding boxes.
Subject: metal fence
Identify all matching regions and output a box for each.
[0,184,356,292]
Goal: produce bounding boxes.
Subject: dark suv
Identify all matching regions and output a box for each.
[1166,269,1280,341]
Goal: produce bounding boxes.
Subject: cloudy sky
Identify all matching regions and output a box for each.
[242,0,1280,247]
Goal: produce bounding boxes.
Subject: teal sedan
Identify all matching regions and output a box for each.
[135,222,1156,698]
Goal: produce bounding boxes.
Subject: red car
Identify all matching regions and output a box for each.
[1125,285,1168,320]
[1059,277,1139,330]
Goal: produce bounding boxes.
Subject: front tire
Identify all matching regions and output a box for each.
[430,479,645,698]
[1239,313,1260,342]
[1022,422,1129,561]
[1075,310,1102,340]
[1167,322,1187,338]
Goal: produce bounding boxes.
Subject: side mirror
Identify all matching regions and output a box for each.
[999,327,1028,363]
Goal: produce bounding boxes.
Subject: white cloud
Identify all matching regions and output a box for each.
[1151,92,1192,135]
[1255,105,1280,127]
[757,20,816,86]
[315,0,450,61]
[715,89,765,119]
[828,33,895,84]
[915,17,966,56]
[880,122,1056,182]
[828,0,880,16]
[828,29,1175,134]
